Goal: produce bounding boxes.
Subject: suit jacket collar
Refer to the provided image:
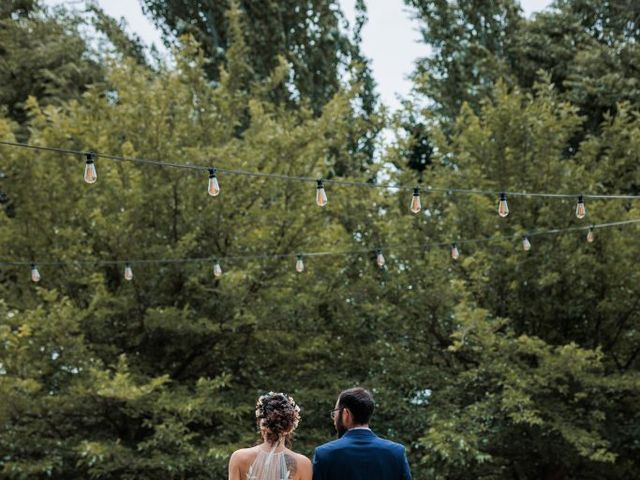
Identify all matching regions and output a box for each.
[343,428,376,439]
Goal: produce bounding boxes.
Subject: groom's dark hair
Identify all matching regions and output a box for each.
[338,387,375,425]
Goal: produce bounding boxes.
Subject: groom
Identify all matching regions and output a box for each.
[312,387,412,479]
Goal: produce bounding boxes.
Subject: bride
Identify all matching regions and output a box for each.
[228,392,312,480]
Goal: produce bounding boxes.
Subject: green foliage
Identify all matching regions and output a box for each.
[141,0,368,111]
[420,305,638,479]
[0,3,101,135]
[0,1,152,138]
[141,0,381,165]
[1,2,640,480]
[407,0,640,140]
[400,4,640,473]
[88,4,148,66]
[406,0,523,121]
[386,80,640,478]
[0,29,384,477]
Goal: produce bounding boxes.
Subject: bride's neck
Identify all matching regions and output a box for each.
[260,438,285,452]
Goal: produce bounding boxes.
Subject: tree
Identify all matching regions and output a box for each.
[3,2,640,479]
[406,0,640,138]
[406,0,523,122]
[0,2,101,136]
[142,0,363,111]
[140,0,380,168]
[0,0,153,221]
[383,80,640,478]
[401,11,640,476]
[0,1,153,137]
[0,16,387,475]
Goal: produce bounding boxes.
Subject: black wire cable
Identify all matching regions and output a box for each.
[2,218,638,268]
[3,140,640,199]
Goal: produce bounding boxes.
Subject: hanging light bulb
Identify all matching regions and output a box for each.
[208,168,220,196]
[84,152,97,184]
[586,226,595,243]
[522,235,532,251]
[213,259,223,277]
[498,192,509,217]
[296,255,305,273]
[576,195,586,219]
[376,249,385,268]
[124,263,133,281]
[31,263,41,283]
[316,179,327,207]
[450,243,460,260]
[410,187,421,214]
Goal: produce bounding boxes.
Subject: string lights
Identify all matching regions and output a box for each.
[124,263,134,281]
[30,263,41,283]
[316,179,327,207]
[1,140,639,284]
[83,152,97,184]
[213,259,223,278]
[7,218,639,283]
[576,195,586,219]
[498,192,509,217]
[208,168,220,197]
[2,141,640,217]
[410,187,421,214]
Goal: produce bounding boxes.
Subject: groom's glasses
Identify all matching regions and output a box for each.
[330,408,342,420]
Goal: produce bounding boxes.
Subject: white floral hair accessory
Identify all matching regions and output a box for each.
[256,392,301,432]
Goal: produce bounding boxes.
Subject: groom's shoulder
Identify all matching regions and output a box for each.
[373,435,407,454]
[314,437,344,454]
[314,433,406,455]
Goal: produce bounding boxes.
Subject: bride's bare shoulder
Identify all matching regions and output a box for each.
[229,446,260,468]
[293,451,312,467]
[284,450,312,479]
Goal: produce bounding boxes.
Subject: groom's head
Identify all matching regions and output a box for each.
[333,387,375,437]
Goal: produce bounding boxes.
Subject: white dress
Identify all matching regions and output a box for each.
[247,447,291,480]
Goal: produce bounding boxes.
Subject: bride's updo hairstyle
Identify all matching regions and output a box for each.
[255,392,301,445]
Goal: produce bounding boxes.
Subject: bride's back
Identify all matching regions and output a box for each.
[227,392,311,480]
[229,445,310,480]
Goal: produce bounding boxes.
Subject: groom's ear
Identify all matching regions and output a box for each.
[342,407,352,422]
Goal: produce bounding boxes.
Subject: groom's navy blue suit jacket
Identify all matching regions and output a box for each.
[312,428,412,480]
